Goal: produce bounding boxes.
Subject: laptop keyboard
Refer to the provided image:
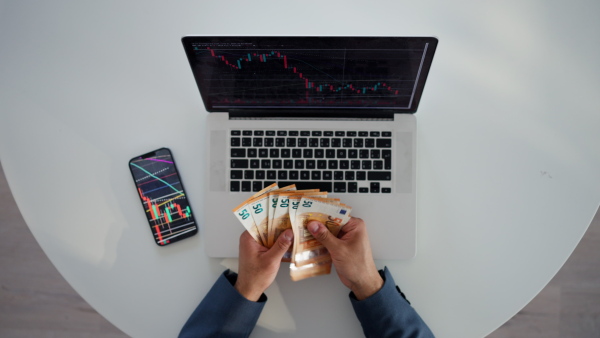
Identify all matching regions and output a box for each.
[229,130,392,193]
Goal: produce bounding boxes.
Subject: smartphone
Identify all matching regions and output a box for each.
[129,148,198,246]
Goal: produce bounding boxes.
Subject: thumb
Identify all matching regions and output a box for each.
[266,229,293,259]
[308,221,339,251]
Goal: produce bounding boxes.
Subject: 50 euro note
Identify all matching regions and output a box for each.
[264,185,297,247]
[270,190,325,261]
[290,197,352,281]
[250,184,296,247]
[231,183,279,245]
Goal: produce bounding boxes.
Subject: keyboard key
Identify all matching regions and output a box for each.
[276,138,285,147]
[292,149,302,158]
[289,171,299,179]
[334,171,344,180]
[323,171,332,180]
[231,130,241,136]
[328,160,338,169]
[242,137,252,146]
[382,188,392,193]
[273,160,282,169]
[365,139,375,148]
[264,181,276,188]
[230,181,240,191]
[289,131,299,136]
[343,138,353,147]
[250,159,260,168]
[266,130,276,136]
[370,131,380,137]
[326,149,336,158]
[267,170,276,179]
[281,149,291,158]
[331,138,341,147]
[306,160,316,169]
[348,182,358,193]
[242,130,252,136]
[264,138,274,147]
[315,149,324,158]
[359,131,368,137]
[357,171,366,180]
[277,130,287,136]
[230,170,243,179]
[312,171,321,180]
[231,159,248,168]
[231,148,246,157]
[347,131,357,137]
[287,138,296,147]
[382,131,392,137]
[244,170,254,179]
[259,149,268,158]
[231,138,241,146]
[253,181,262,192]
[359,187,369,193]
[335,131,345,137]
[317,160,327,169]
[362,161,372,170]
[383,150,392,169]
[253,130,264,136]
[312,131,322,136]
[303,149,313,158]
[340,160,349,169]
[334,182,346,192]
[370,182,380,193]
[371,149,381,158]
[348,149,358,158]
[354,139,363,147]
[278,171,288,180]
[359,150,369,159]
[277,181,332,192]
[300,131,310,136]
[241,181,251,191]
[324,131,334,136]
[373,160,383,170]
[368,171,392,180]
[261,159,271,168]
[283,160,293,169]
[300,171,310,180]
[270,149,279,158]
[376,138,392,148]
[247,149,257,157]
[320,138,330,147]
[351,160,361,169]
[295,160,304,169]
[337,149,347,158]
[298,138,308,147]
[253,138,263,147]
[309,138,319,147]
[345,171,355,180]
[256,170,265,179]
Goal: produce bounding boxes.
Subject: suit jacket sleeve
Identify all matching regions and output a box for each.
[350,267,434,338]
[179,269,266,338]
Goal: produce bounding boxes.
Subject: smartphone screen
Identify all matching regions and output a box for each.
[129,148,198,246]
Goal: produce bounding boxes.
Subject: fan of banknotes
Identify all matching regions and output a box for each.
[233,183,353,281]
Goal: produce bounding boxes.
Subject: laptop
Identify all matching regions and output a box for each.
[181,36,437,259]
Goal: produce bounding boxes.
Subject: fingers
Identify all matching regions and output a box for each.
[308,221,340,250]
[265,229,293,260]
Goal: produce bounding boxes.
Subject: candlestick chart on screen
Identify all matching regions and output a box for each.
[190,40,427,109]
[129,151,197,246]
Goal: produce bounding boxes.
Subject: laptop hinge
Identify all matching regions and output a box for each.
[228,109,395,121]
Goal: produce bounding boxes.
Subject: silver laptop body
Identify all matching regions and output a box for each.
[182,36,438,259]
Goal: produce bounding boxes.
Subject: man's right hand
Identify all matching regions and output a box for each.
[307,217,383,300]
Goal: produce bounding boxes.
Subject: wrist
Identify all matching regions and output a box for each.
[351,271,384,301]
[234,279,264,302]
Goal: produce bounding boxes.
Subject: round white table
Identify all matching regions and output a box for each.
[1,1,599,337]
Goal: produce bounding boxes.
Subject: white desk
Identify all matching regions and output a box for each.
[1,1,599,337]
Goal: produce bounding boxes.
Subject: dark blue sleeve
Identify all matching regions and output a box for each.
[179,269,266,338]
[350,267,434,338]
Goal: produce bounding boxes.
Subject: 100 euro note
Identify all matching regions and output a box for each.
[290,197,352,281]
[232,183,279,245]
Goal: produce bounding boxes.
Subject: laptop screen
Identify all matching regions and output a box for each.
[182,36,437,113]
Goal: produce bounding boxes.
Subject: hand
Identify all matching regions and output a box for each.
[308,217,383,300]
[234,229,293,301]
